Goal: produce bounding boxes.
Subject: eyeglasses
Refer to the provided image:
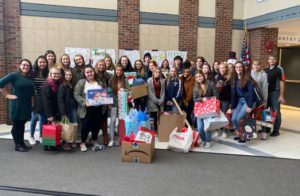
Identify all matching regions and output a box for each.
[52,73,61,75]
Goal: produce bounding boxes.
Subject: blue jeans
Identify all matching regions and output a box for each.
[109,107,117,140]
[267,91,281,133]
[66,101,77,123]
[196,117,212,142]
[30,112,46,137]
[232,98,255,130]
[164,105,178,112]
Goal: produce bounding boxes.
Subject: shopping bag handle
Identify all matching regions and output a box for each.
[61,116,70,124]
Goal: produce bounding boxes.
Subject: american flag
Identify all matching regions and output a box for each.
[241,22,250,65]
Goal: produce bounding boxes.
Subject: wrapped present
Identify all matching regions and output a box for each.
[130,84,148,99]
[239,118,256,140]
[125,116,140,136]
[132,78,145,86]
[42,123,62,146]
[124,72,137,86]
[253,105,265,121]
[135,127,155,144]
[203,111,228,131]
[87,88,113,106]
[225,112,232,129]
[118,90,129,119]
[194,97,220,119]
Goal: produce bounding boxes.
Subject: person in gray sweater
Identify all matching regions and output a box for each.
[251,60,268,140]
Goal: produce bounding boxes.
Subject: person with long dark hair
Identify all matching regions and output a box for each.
[165,67,182,112]
[0,59,35,152]
[74,65,106,151]
[231,62,256,143]
[72,54,86,84]
[29,55,49,145]
[133,59,148,111]
[117,55,135,72]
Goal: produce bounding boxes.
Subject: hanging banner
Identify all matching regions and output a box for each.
[91,49,116,67]
[65,47,91,68]
[119,50,141,65]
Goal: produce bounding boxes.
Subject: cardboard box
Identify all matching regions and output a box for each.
[158,111,186,142]
[121,138,155,163]
[130,84,148,99]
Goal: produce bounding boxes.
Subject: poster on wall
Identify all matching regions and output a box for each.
[166,51,187,68]
[119,49,141,65]
[91,49,116,67]
[65,47,91,68]
[144,50,165,67]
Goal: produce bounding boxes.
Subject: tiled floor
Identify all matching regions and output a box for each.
[0,106,299,160]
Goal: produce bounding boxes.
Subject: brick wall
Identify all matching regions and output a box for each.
[0,0,21,124]
[179,0,199,60]
[118,0,139,50]
[249,27,278,66]
[214,0,233,62]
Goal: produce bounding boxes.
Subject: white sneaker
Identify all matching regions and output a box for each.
[37,137,42,143]
[28,137,36,145]
[261,132,267,140]
[221,132,228,139]
[213,131,219,138]
[205,142,212,149]
[108,140,114,147]
[80,143,88,152]
[252,132,258,139]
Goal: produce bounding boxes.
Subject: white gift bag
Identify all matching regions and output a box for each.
[167,127,193,153]
[203,111,228,131]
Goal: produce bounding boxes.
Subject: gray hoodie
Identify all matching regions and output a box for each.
[251,70,268,102]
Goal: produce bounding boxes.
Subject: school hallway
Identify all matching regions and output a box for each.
[0,106,299,195]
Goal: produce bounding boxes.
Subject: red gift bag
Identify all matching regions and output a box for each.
[194,97,220,119]
[42,123,62,146]
[118,119,126,145]
[225,112,232,129]
[253,105,266,121]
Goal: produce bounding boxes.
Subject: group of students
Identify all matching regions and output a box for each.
[0,50,285,152]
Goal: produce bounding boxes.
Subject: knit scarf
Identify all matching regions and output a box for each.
[47,78,59,92]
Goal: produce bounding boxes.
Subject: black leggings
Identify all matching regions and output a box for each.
[81,106,102,143]
[11,120,27,146]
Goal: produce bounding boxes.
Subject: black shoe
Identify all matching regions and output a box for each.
[238,139,246,143]
[234,137,240,140]
[15,145,28,152]
[270,132,280,137]
[22,144,32,150]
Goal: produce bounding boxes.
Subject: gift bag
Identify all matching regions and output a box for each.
[194,97,220,119]
[168,127,193,153]
[225,112,232,129]
[42,123,62,146]
[118,90,129,120]
[60,117,78,142]
[125,117,139,136]
[181,127,199,148]
[253,105,265,121]
[239,117,256,140]
[118,119,126,145]
[203,111,228,131]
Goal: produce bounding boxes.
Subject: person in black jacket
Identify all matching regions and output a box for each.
[39,67,62,151]
[58,69,77,150]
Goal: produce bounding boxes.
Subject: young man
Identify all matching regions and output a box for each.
[264,56,286,137]
[143,52,152,77]
[174,56,183,75]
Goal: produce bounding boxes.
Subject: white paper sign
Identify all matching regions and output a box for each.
[144,51,166,67]
[166,51,187,68]
[119,50,141,65]
[91,48,116,67]
[65,47,91,68]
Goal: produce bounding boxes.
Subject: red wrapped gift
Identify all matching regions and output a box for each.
[118,119,126,145]
[193,97,220,119]
[253,105,266,121]
[225,112,232,129]
[42,123,62,146]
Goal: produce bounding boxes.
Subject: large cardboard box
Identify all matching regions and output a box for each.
[130,84,148,99]
[158,111,186,142]
[121,138,155,163]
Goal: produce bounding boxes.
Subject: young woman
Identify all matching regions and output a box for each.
[202,63,213,81]
[193,70,218,148]
[231,62,256,143]
[161,59,170,78]
[165,67,182,112]
[104,55,115,71]
[39,67,62,151]
[45,50,60,70]
[214,63,232,138]
[251,60,268,140]
[133,59,148,111]
[108,64,129,146]
[117,56,135,72]
[147,60,158,78]
[59,54,72,76]
[227,63,234,75]
[191,56,205,76]
[0,59,35,152]
[147,67,165,131]
[180,62,195,126]
[95,60,112,146]
[29,56,49,145]
[72,54,86,84]
[211,61,220,78]
[74,65,106,152]
[58,69,77,150]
